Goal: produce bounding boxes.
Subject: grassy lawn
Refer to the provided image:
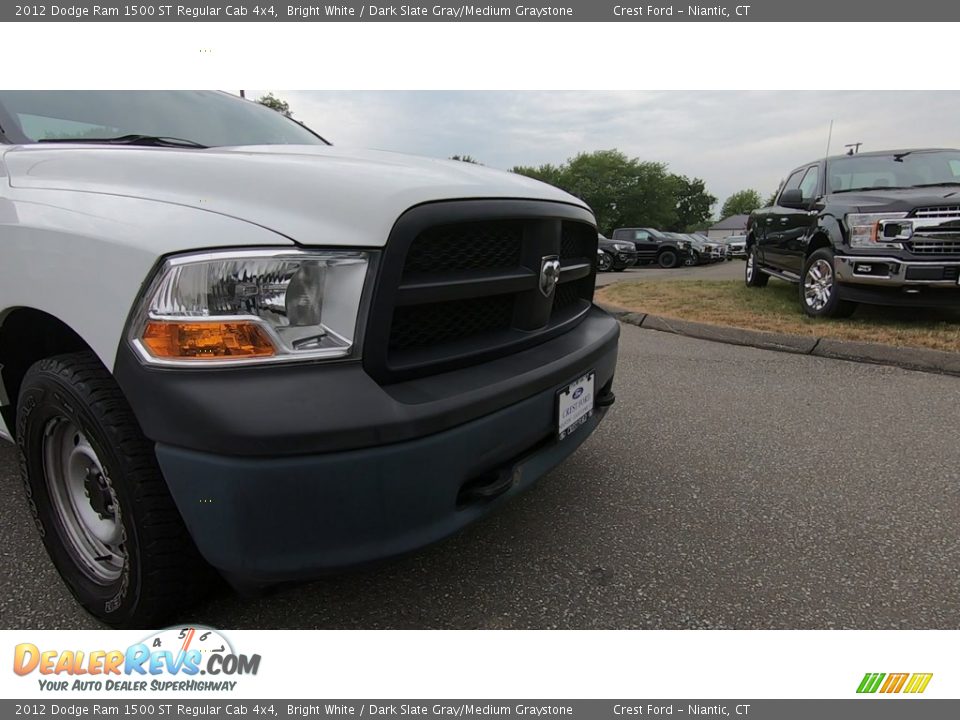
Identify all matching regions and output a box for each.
[597,279,960,353]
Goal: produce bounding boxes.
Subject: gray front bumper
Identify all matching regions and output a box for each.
[835,255,960,287]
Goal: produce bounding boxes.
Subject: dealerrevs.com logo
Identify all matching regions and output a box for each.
[857,673,933,695]
[13,627,261,692]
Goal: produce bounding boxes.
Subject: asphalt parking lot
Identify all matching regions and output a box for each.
[2,320,959,629]
[596,258,742,286]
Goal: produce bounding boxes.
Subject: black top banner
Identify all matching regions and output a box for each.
[5,0,957,22]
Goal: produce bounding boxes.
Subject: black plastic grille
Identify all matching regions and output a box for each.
[402,221,523,276]
[553,278,589,313]
[560,222,595,260]
[366,202,599,383]
[389,294,515,351]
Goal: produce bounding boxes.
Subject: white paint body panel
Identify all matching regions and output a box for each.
[0,144,589,444]
[4,144,585,247]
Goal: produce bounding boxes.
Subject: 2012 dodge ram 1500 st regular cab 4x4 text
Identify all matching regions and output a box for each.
[0,91,619,626]
[746,148,960,317]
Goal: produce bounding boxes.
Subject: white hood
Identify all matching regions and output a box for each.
[3,144,590,247]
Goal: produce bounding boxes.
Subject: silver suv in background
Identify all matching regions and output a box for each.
[724,234,747,259]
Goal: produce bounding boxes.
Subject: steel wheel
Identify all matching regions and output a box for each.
[803,258,834,312]
[746,252,755,281]
[597,252,613,272]
[42,417,125,584]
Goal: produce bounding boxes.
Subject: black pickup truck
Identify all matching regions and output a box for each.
[611,227,693,269]
[746,148,960,317]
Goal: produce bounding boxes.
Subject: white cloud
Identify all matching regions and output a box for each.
[250,90,960,214]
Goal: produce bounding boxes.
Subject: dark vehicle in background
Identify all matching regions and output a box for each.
[724,234,747,259]
[675,233,717,265]
[612,227,692,269]
[597,233,638,272]
[746,148,960,317]
[689,233,727,261]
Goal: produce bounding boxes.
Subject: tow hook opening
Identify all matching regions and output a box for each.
[457,467,519,509]
[596,378,616,408]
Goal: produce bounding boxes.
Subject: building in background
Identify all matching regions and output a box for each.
[706,214,749,239]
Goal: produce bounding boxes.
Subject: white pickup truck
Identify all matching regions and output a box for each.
[0,91,619,626]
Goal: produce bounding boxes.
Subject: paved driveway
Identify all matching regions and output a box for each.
[2,324,958,629]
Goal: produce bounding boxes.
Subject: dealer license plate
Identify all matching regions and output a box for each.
[557,371,595,440]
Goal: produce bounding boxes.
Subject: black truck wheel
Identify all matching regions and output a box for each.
[16,351,213,627]
[597,252,614,272]
[800,248,857,318]
[744,246,769,287]
[657,249,679,269]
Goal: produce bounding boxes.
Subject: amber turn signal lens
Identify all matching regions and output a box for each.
[142,321,276,359]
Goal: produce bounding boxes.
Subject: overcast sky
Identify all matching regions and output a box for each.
[255,91,960,214]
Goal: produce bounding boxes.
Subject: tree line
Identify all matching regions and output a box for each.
[499,150,769,235]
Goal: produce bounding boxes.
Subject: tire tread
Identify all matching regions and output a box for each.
[20,351,213,626]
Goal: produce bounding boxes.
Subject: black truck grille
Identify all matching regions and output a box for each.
[403,222,523,275]
[365,201,598,382]
[388,294,516,351]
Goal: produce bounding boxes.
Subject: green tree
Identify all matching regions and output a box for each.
[256,92,292,118]
[720,189,763,218]
[511,162,565,188]
[450,154,482,164]
[671,175,717,232]
[764,189,779,207]
[513,150,715,236]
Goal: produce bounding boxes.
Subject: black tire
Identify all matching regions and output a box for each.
[597,252,614,272]
[16,351,213,627]
[657,249,679,269]
[800,248,857,318]
[744,245,769,287]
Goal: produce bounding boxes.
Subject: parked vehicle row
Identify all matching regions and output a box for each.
[597,223,745,272]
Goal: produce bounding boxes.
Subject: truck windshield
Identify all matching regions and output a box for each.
[0,91,328,147]
[827,150,960,193]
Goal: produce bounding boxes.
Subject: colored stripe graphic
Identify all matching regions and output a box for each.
[880,673,909,693]
[857,672,932,694]
[904,673,934,694]
[857,673,885,693]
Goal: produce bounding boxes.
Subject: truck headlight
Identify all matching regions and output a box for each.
[612,243,633,252]
[846,212,909,248]
[130,249,369,365]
